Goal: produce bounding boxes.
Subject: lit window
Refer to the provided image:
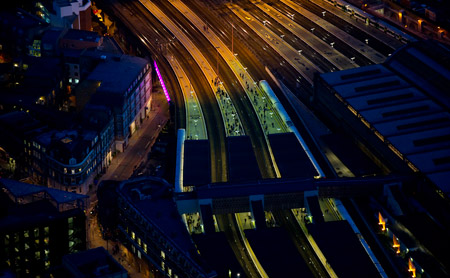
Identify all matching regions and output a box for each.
[137,237,141,246]
[161,251,165,259]
[64,168,67,174]
[44,237,49,245]
[143,243,147,253]
[24,230,29,238]
[44,227,49,235]
[74,78,79,84]
[131,231,135,240]
[35,251,40,259]
[71,169,75,174]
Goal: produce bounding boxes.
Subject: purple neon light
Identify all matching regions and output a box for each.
[154,61,171,102]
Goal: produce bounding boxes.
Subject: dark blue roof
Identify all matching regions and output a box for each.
[268,133,318,178]
[0,178,87,204]
[227,136,261,182]
[183,140,210,186]
[308,221,380,278]
[191,232,245,277]
[245,227,314,278]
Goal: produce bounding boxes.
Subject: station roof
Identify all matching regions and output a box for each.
[191,232,244,277]
[268,133,318,178]
[318,40,450,194]
[196,178,315,200]
[227,136,261,182]
[245,227,314,278]
[183,140,210,186]
[308,220,380,278]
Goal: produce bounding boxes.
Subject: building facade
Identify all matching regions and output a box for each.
[88,55,152,152]
[102,177,216,278]
[29,106,114,194]
[0,178,87,277]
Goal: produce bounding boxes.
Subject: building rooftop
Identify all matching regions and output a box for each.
[227,136,261,183]
[191,232,244,277]
[318,40,450,194]
[88,55,148,95]
[0,178,87,206]
[183,140,211,186]
[268,133,319,178]
[62,247,127,278]
[245,227,314,278]
[63,28,101,43]
[308,220,380,278]
[35,129,94,165]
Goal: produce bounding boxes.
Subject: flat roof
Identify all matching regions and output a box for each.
[268,133,318,178]
[346,87,426,112]
[334,75,409,99]
[387,126,450,155]
[318,41,450,193]
[183,140,210,186]
[320,64,393,86]
[88,55,148,95]
[308,221,380,278]
[197,178,315,200]
[359,99,442,124]
[0,178,87,205]
[227,136,261,182]
[245,227,314,278]
[373,112,450,137]
[63,247,126,277]
[191,232,244,277]
[63,28,101,43]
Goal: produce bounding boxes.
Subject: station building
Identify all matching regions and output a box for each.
[313,39,450,218]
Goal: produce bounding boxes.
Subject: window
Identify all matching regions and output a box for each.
[131,231,135,240]
[24,230,29,238]
[35,251,40,260]
[34,228,39,238]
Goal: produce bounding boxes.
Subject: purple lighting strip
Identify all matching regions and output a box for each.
[154,60,171,102]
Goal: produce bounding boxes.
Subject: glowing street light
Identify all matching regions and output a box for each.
[378,212,386,231]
